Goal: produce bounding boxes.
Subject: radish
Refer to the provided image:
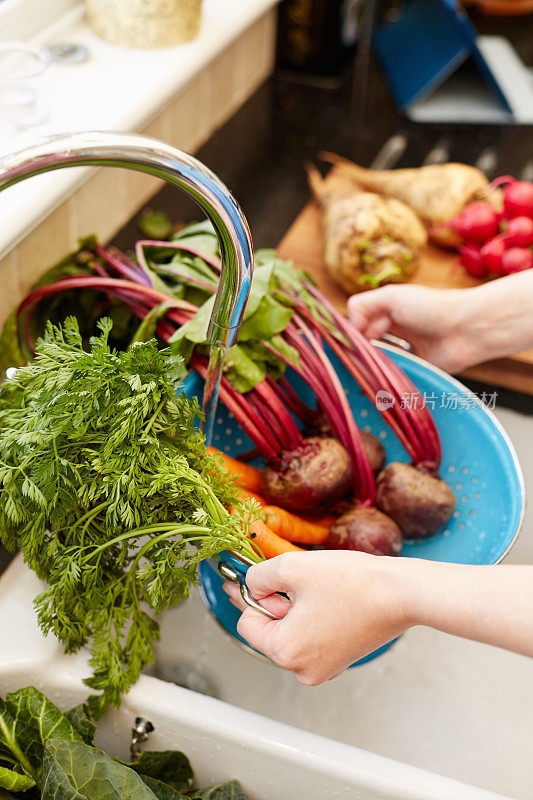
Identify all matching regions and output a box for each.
[503,181,533,219]
[459,244,487,278]
[480,235,506,275]
[449,202,499,244]
[502,216,533,247]
[501,247,533,275]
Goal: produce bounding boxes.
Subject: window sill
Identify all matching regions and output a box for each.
[0,0,279,260]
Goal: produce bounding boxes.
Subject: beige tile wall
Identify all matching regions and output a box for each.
[0,8,276,330]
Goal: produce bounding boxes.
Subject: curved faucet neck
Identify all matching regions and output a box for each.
[0,131,254,347]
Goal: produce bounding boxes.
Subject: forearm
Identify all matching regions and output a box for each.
[397,558,533,657]
[460,271,533,364]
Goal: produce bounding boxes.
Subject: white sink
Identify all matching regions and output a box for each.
[0,557,512,800]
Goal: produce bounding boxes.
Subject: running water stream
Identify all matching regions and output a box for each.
[201,344,227,446]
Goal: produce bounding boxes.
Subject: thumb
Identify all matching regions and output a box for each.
[347,288,395,339]
[245,555,298,600]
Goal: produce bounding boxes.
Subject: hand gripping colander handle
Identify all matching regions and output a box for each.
[218,560,280,621]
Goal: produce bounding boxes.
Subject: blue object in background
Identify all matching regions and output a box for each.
[375,0,512,115]
[183,343,525,667]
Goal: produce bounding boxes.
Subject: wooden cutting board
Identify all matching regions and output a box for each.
[277,173,533,396]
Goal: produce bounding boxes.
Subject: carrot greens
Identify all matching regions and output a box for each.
[0,318,258,716]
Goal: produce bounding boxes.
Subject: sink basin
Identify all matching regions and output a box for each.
[0,555,516,800]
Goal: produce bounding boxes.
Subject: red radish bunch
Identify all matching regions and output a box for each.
[448,176,533,279]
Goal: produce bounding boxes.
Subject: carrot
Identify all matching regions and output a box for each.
[207,446,262,494]
[262,506,331,545]
[237,488,266,507]
[248,519,303,559]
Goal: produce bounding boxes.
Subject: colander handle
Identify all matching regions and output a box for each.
[218,560,280,620]
[379,332,413,352]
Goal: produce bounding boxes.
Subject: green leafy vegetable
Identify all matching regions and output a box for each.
[0,764,35,793]
[191,780,250,800]
[0,319,258,715]
[172,221,220,260]
[138,211,173,240]
[0,688,82,786]
[136,774,186,800]
[63,706,96,746]
[0,687,250,800]
[42,740,160,800]
[130,751,193,793]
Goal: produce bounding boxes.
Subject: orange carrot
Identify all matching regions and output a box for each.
[301,514,337,529]
[262,506,331,545]
[237,488,266,506]
[207,447,262,494]
[248,519,303,559]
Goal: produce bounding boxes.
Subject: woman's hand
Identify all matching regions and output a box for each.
[347,271,533,373]
[226,553,533,685]
[224,550,411,684]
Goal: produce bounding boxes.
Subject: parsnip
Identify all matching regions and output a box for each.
[322,153,490,246]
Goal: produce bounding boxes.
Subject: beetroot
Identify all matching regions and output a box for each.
[326,507,402,556]
[360,430,386,474]
[261,436,352,512]
[376,462,455,538]
[310,415,386,475]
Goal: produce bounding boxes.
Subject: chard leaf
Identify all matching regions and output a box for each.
[237,295,292,342]
[131,302,175,344]
[163,258,217,289]
[138,774,186,800]
[191,779,251,800]
[0,763,35,792]
[172,222,219,260]
[223,345,266,394]
[0,688,82,783]
[130,750,193,793]
[64,705,96,745]
[42,739,159,800]
[170,296,215,346]
[138,211,173,240]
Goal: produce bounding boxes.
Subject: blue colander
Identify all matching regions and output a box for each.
[183,343,525,665]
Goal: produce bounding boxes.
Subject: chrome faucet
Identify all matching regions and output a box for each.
[0,131,253,347]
